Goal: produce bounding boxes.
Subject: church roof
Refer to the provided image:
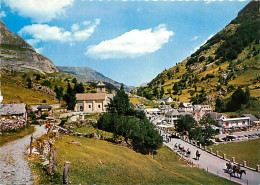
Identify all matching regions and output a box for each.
[76,93,107,101]
[97,81,105,86]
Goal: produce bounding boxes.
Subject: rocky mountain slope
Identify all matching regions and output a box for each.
[57,66,135,91]
[135,1,260,105]
[0,21,58,74]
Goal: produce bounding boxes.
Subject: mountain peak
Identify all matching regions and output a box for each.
[0,20,58,74]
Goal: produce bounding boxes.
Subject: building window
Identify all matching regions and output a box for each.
[80,106,83,111]
[98,105,101,108]
[89,105,91,108]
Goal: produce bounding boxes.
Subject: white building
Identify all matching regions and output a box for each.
[145,108,161,115]
[179,102,193,112]
[219,117,250,130]
[165,109,180,125]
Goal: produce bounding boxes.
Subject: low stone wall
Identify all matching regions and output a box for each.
[0,118,27,131]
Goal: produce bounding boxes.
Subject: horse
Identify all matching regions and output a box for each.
[236,169,246,179]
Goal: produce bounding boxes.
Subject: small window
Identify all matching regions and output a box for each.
[98,105,101,108]
[89,105,91,108]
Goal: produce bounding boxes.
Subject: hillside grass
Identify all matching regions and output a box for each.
[73,125,113,138]
[32,135,237,184]
[1,74,56,104]
[210,139,260,168]
[0,125,35,146]
[129,97,158,108]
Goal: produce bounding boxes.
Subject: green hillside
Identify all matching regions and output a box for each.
[1,69,98,105]
[30,133,236,185]
[135,1,260,110]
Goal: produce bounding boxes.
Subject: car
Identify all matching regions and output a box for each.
[237,136,244,140]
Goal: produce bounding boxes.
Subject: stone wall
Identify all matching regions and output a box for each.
[0,117,27,131]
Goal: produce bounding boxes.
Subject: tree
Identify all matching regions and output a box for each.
[63,82,76,110]
[36,74,41,80]
[54,86,64,102]
[160,87,164,99]
[199,115,218,126]
[41,80,52,88]
[244,87,250,104]
[215,97,226,113]
[153,87,159,99]
[175,115,197,134]
[108,85,130,115]
[26,77,32,88]
[74,82,84,93]
[72,78,77,84]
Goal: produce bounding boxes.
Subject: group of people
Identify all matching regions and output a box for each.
[173,143,201,160]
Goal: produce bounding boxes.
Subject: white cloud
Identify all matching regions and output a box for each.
[83,21,91,25]
[191,36,198,41]
[35,47,44,53]
[0,11,6,18]
[85,24,174,59]
[191,34,213,53]
[19,19,100,44]
[3,0,74,23]
[71,23,79,32]
[26,39,40,46]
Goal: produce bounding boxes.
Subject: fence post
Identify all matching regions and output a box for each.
[210,148,212,153]
[63,161,71,184]
[256,165,259,172]
[199,144,202,148]
[223,154,226,160]
[30,134,33,156]
[216,151,218,156]
[49,141,54,175]
[243,161,246,167]
[53,147,58,174]
[204,146,206,151]
[231,157,235,163]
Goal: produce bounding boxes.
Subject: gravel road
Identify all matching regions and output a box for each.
[0,125,46,184]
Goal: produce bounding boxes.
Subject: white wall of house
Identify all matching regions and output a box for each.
[219,117,250,128]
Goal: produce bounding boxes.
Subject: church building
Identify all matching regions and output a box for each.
[74,82,114,113]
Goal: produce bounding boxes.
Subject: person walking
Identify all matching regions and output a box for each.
[46,122,50,134]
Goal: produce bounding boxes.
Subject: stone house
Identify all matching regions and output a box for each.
[0,103,27,131]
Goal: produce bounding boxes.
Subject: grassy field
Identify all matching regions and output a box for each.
[73,125,113,138]
[129,97,158,108]
[0,125,35,146]
[1,74,56,105]
[30,134,237,184]
[210,139,260,168]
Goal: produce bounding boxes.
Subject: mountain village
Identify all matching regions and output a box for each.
[0,1,259,185]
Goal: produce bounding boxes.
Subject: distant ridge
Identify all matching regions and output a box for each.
[57,66,135,92]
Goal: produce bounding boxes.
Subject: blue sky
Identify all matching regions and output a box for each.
[0,0,249,86]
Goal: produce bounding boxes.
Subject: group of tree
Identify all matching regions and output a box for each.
[98,86,162,154]
[175,114,218,146]
[215,86,250,112]
[62,78,85,110]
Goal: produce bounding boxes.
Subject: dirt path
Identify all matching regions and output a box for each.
[0,125,46,184]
